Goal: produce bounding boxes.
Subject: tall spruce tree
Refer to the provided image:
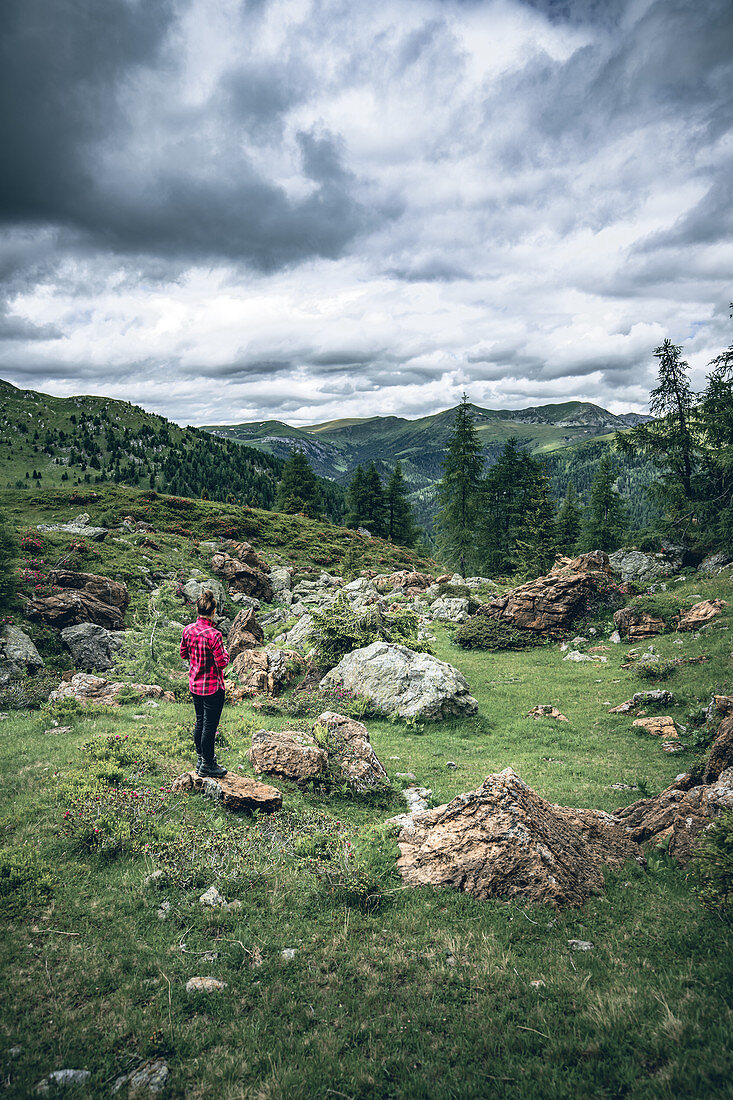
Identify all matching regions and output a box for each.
[555,480,583,553]
[579,454,627,551]
[512,471,557,578]
[481,438,543,574]
[275,450,322,518]
[436,395,484,574]
[385,462,419,546]
[363,462,387,537]
[346,465,369,528]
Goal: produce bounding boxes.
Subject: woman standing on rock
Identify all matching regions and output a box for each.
[180,590,229,778]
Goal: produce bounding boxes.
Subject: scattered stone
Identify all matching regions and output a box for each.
[48,673,174,707]
[395,772,417,781]
[60,622,126,671]
[9,1047,21,1058]
[610,782,638,791]
[677,599,728,632]
[563,650,606,663]
[199,885,227,908]
[186,977,227,993]
[172,771,282,814]
[445,760,458,768]
[321,641,478,720]
[526,705,569,721]
[613,606,666,641]
[0,625,44,686]
[112,1058,169,1095]
[220,539,270,573]
[609,690,674,714]
[633,716,678,739]
[226,606,264,659]
[403,786,432,812]
[529,979,545,989]
[568,940,593,952]
[37,512,107,539]
[662,741,685,754]
[157,901,170,920]
[145,870,164,886]
[282,948,296,961]
[393,767,642,907]
[609,630,622,644]
[36,1069,91,1092]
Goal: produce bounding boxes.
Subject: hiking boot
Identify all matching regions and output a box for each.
[198,759,227,779]
[195,754,204,774]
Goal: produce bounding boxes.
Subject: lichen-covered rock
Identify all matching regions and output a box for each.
[248,729,328,781]
[24,590,124,630]
[430,596,470,623]
[703,717,733,783]
[211,552,273,602]
[226,606,264,659]
[377,570,433,593]
[699,550,733,576]
[393,767,641,907]
[60,622,126,671]
[283,613,314,651]
[171,770,282,813]
[613,606,666,640]
[47,569,129,611]
[316,711,389,793]
[677,599,728,631]
[321,641,478,720]
[227,647,304,698]
[0,624,44,686]
[48,673,174,706]
[609,689,674,714]
[181,575,228,609]
[633,715,678,739]
[37,512,107,539]
[608,549,676,585]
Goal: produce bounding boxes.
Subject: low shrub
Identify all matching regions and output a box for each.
[453,616,544,651]
[255,684,375,720]
[692,810,733,914]
[634,656,679,682]
[60,783,176,855]
[81,732,156,776]
[0,848,57,914]
[0,669,60,710]
[309,594,425,670]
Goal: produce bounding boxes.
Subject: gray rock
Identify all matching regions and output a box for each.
[430,596,470,623]
[608,549,675,585]
[186,977,227,993]
[356,527,372,537]
[699,550,733,576]
[463,577,496,589]
[0,625,44,685]
[37,513,107,540]
[60,622,126,671]
[112,1058,169,1094]
[568,940,593,951]
[283,613,314,651]
[403,786,432,812]
[321,641,478,720]
[36,1069,91,1092]
[182,576,227,609]
[563,650,606,663]
[199,885,227,908]
[260,607,288,627]
[230,594,261,610]
[269,566,292,593]
[282,948,297,960]
[609,630,622,644]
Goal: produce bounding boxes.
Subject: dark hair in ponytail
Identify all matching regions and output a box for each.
[196,589,217,618]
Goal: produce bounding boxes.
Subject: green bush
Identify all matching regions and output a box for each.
[0,848,56,913]
[60,783,176,855]
[309,594,424,670]
[692,810,733,913]
[0,669,60,710]
[453,616,544,651]
[634,655,679,681]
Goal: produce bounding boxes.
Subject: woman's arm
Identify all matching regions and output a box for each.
[210,631,229,670]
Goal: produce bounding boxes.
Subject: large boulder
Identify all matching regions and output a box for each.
[699,550,733,576]
[227,647,304,697]
[0,625,44,686]
[392,767,642,907]
[48,673,174,706]
[171,770,282,813]
[37,512,108,540]
[47,570,129,611]
[703,717,733,784]
[226,607,264,659]
[377,570,433,594]
[677,599,728,631]
[614,766,733,864]
[248,729,328,781]
[60,623,126,671]
[551,551,613,577]
[24,591,124,630]
[283,613,314,651]
[211,553,273,602]
[316,711,389,793]
[321,641,478,720]
[269,566,292,596]
[482,573,596,632]
[181,576,227,609]
[613,605,666,640]
[430,596,470,623]
[608,549,675,585]
[220,539,270,573]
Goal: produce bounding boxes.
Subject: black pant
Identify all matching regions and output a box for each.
[191,688,225,763]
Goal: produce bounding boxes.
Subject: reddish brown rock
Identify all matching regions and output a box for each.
[316,711,389,793]
[171,770,282,813]
[24,591,124,630]
[393,767,642,907]
[550,550,613,577]
[379,570,434,592]
[613,606,666,640]
[227,607,264,659]
[248,729,328,781]
[48,673,174,706]
[614,766,733,863]
[211,552,273,601]
[703,717,733,783]
[708,695,733,719]
[47,569,129,611]
[227,647,305,697]
[220,539,270,573]
[633,716,678,739]
[526,705,568,721]
[677,599,728,631]
[482,573,595,632]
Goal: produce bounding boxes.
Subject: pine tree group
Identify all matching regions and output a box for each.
[275,450,323,518]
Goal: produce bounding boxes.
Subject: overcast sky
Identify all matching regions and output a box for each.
[0,0,731,427]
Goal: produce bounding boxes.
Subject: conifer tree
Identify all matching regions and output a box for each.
[513,472,557,578]
[363,463,387,537]
[579,454,627,551]
[385,462,419,546]
[555,480,583,553]
[275,450,322,518]
[346,465,369,528]
[436,395,484,574]
[481,438,543,574]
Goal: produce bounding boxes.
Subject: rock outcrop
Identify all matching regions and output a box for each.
[171,770,282,813]
[392,768,642,907]
[60,622,126,671]
[677,599,728,631]
[181,575,227,609]
[613,606,666,640]
[609,689,674,714]
[321,641,478,720]
[0,624,44,686]
[227,647,304,698]
[430,596,470,623]
[47,569,129,611]
[24,591,124,630]
[211,552,273,602]
[37,512,107,539]
[377,570,434,594]
[248,712,389,793]
[48,673,174,706]
[220,539,270,573]
[226,607,264,659]
[632,715,679,739]
[703,717,733,783]
[608,549,676,585]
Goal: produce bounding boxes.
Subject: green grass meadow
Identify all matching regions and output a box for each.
[2,567,733,1097]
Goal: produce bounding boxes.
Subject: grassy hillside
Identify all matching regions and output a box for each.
[0,492,731,1096]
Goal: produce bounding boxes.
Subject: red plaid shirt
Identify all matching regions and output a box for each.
[180,617,230,695]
